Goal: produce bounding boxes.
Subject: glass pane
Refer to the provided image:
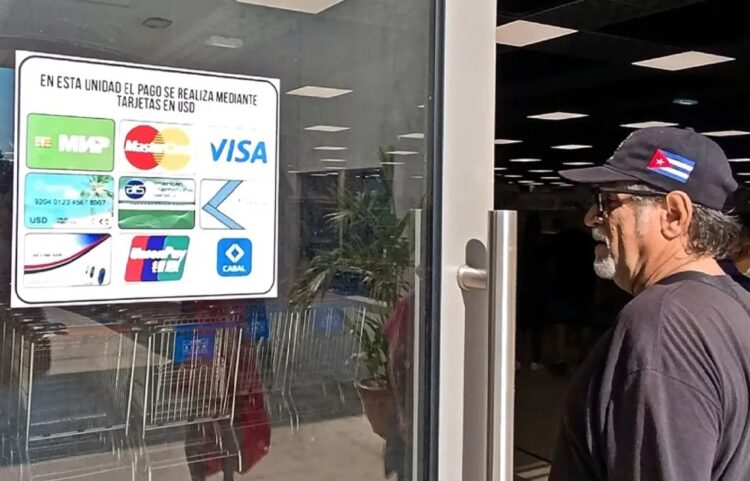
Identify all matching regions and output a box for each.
[0,1,435,479]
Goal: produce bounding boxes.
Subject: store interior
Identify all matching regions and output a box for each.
[497,1,750,478]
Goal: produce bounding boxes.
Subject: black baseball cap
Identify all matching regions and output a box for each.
[560,127,738,211]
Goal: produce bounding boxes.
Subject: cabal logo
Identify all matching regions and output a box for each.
[210,139,267,163]
[217,238,252,277]
[59,135,111,154]
[124,125,191,171]
[124,179,146,200]
[125,235,189,282]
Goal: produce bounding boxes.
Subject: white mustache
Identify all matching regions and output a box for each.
[592,229,610,247]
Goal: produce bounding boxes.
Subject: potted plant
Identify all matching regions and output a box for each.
[290,163,411,437]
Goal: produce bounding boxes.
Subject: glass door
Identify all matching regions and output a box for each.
[0,0,501,480]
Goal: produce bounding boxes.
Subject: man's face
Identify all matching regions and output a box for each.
[584,185,662,292]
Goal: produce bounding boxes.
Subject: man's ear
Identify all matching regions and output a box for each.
[661,191,693,241]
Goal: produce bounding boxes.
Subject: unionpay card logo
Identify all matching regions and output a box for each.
[26,114,114,171]
[217,238,252,277]
[123,124,191,171]
[125,235,189,282]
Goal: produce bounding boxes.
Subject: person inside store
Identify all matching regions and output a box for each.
[548,127,750,481]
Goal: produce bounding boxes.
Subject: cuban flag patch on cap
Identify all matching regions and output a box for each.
[647,149,695,184]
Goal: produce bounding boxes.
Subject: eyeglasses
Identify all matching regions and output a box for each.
[592,187,667,219]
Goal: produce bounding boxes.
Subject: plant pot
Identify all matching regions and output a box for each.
[356,379,396,439]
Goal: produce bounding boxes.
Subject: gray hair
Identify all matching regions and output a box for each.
[627,183,742,259]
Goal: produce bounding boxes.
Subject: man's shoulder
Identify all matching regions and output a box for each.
[613,276,749,372]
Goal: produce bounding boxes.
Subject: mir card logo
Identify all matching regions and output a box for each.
[210,139,267,163]
[26,114,115,171]
[217,238,252,277]
[125,235,190,282]
[124,125,191,171]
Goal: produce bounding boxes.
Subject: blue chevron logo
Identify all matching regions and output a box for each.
[202,180,244,229]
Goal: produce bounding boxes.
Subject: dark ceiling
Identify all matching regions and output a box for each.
[495,0,750,191]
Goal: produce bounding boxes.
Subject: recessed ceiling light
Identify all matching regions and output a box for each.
[509,158,541,163]
[381,161,405,165]
[528,112,588,121]
[206,35,243,49]
[633,51,734,71]
[494,167,507,171]
[495,20,576,47]
[311,173,331,177]
[324,166,346,170]
[287,170,301,174]
[142,16,173,29]
[504,174,523,178]
[562,161,595,166]
[703,130,750,137]
[736,172,750,176]
[305,125,350,132]
[673,98,698,106]
[729,158,750,163]
[495,139,522,145]
[518,180,535,184]
[412,175,424,179]
[551,144,592,150]
[314,146,347,151]
[554,182,574,187]
[621,121,679,129]
[417,105,425,109]
[398,133,424,140]
[320,158,346,163]
[385,151,419,155]
[528,169,554,173]
[236,0,344,14]
[286,86,352,98]
[541,176,561,180]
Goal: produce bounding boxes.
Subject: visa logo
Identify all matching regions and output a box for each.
[58,135,111,154]
[210,139,267,163]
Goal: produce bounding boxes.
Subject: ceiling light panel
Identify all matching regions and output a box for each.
[551,144,592,150]
[703,130,750,137]
[320,158,347,163]
[314,146,347,151]
[509,158,541,163]
[206,35,243,49]
[398,133,424,139]
[495,20,576,47]
[621,121,678,129]
[305,125,350,132]
[495,139,522,145]
[633,51,734,71]
[729,158,750,163]
[385,151,419,155]
[236,0,344,14]
[562,161,595,166]
[527,169,554,173]
[528,112,588,121]
[286,86,352,98]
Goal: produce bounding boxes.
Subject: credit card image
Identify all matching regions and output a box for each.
[23,233,112,288]
[24,173,114,229]
[118,177,195,229]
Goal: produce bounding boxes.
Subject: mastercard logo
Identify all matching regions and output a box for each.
[123,125,191,171]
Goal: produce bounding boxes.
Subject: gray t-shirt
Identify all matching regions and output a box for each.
[550,272,750,481]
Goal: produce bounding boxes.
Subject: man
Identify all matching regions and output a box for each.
[549,127,750,481]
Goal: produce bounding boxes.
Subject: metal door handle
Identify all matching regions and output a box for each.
[457,210,518,481]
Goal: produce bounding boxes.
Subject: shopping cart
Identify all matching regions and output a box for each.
[1,313,140,481]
